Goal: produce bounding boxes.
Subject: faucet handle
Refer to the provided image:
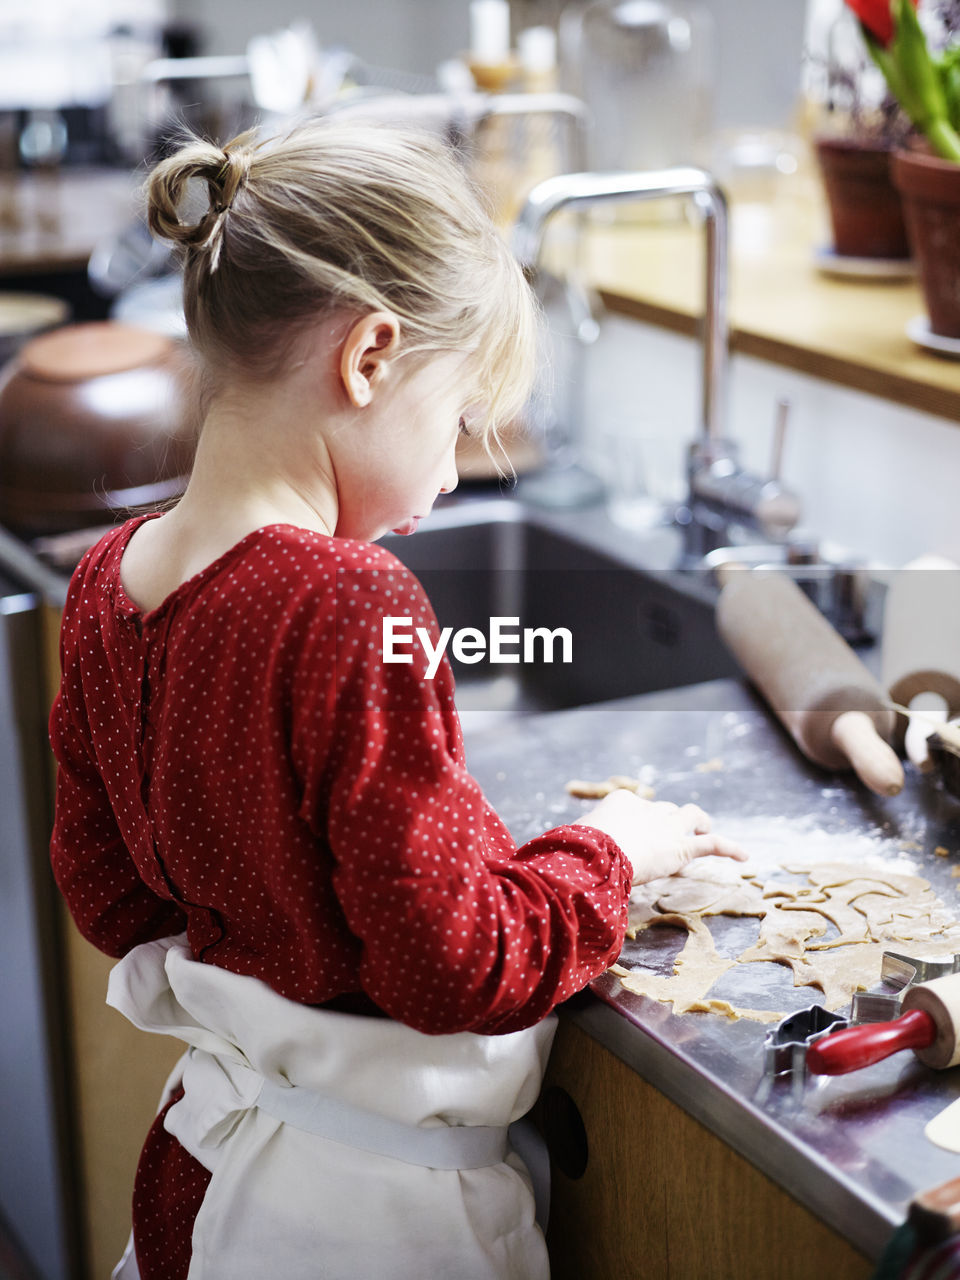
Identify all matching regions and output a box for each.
[769,397,790,482]
[563,277,602,345]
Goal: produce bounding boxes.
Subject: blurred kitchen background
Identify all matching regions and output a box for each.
[2,0,956,569]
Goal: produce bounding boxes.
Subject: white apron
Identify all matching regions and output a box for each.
[107,935,556,1280]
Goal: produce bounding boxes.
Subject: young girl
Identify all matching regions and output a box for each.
[48,120,744,1280]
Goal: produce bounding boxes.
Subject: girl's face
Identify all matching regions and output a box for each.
[332,351,473,543]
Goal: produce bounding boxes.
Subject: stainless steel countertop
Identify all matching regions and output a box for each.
[463,678,960,1262]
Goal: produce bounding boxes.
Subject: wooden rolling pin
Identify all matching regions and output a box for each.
[716,570,904,796]
[806,972,960,1074]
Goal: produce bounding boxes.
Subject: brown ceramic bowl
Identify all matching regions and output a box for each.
[0,321,198,537]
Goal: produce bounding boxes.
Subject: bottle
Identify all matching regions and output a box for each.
[577,1,715,174]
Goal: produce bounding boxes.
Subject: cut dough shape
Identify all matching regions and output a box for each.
[694,758,725,773]
[684,999,782,1023]
[926,1095,960,1154]
[653,877,765,917]
[785,862,934,900]
[737,907,829,964]
[613,859,960,1022]
[786,942,893,1011]
[565,775,655,800]
[615,913,735,1015]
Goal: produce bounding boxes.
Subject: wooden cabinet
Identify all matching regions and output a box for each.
[537,1018,873,1280]
[58,922,184,1278]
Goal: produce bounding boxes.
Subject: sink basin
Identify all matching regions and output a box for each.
[383,499,739,722]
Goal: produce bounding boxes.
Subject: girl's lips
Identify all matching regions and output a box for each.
[392,517,421,536]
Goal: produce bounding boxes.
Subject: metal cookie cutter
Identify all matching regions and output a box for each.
[851,950,960,1024]
[757,1005,849,1103]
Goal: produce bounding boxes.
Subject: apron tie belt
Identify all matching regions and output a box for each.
[169,1045,512,1171]
[258,1075,511,1170]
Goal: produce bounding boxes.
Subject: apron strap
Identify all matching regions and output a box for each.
[256,1076,510,1171]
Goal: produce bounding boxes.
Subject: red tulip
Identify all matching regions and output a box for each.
[844,0,960,162]
[844,0,917,48]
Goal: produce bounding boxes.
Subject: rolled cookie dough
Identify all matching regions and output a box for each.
[614,860,960,1022]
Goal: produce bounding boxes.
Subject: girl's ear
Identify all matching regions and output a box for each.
[340,311,401,407]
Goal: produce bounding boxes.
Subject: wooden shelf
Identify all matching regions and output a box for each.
[575,171,960,424]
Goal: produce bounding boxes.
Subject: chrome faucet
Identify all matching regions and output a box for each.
[512,169,801,556]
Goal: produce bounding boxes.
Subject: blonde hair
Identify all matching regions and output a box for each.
[145,119,538,441]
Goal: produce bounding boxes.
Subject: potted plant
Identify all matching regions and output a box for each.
[814,7,914,261]
[845,0,960,336]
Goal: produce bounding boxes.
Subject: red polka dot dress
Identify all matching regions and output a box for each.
[49,513,632,1279]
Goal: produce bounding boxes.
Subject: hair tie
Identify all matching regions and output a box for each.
[216,146,251,213]
[204,146,251,274]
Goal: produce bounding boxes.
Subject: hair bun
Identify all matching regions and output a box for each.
[146,129,257,258]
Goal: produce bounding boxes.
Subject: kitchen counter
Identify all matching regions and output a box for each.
[568,166,960,424]
[15,484,959,1277]
[463,676,960,1264]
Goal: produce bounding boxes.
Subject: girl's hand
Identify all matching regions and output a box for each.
[573,789,747,885]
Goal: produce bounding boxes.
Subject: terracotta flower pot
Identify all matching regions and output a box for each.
[816,136,911,260]
[891,148,960,338]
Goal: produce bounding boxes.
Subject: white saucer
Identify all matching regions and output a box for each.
[813,246,915,280]
[906,314,960,359]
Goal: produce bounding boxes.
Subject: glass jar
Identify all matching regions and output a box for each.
[576,0,715,172]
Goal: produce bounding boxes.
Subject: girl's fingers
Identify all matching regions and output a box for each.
[688,834,748,862]
[678,803,711,834]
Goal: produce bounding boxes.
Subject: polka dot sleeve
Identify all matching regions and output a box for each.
[295,559,632,1036]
